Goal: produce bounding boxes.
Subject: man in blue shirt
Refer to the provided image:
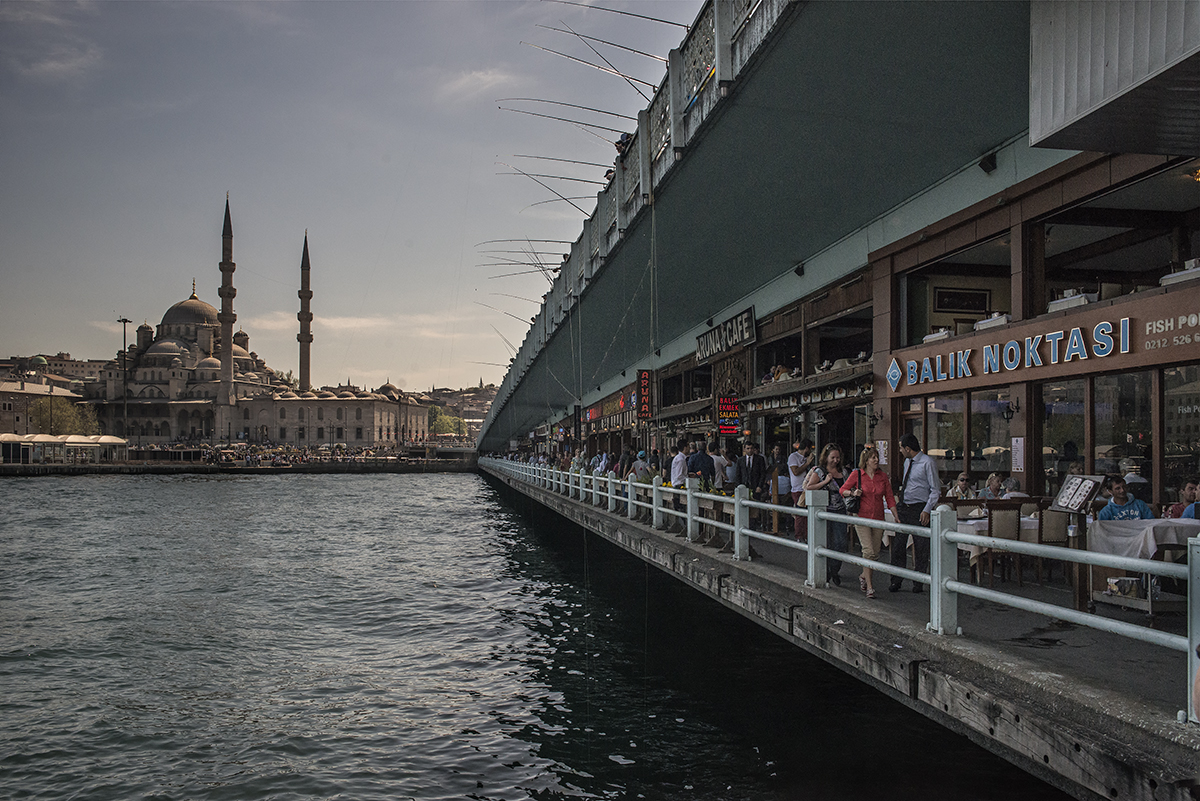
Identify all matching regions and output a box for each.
[1097,477,1155,521]
[889,433,941,593]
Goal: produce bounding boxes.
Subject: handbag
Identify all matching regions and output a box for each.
[844,468,861,515]
[795,469,813,508]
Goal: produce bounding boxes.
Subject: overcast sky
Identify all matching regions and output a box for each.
[0,0,697,391]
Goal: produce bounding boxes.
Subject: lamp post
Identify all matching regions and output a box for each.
[117,317,131,450]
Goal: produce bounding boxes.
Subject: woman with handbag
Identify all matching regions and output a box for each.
[840,446,896,598]
[804,444,849,586]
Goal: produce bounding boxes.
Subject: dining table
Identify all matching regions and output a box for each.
[1086,517,1200,559]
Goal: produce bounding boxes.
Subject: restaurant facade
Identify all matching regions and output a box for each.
[869,152,1200,508]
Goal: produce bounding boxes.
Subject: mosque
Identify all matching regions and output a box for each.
[87,201,427,447]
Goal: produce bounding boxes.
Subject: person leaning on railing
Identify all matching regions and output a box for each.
[840,446,896,599]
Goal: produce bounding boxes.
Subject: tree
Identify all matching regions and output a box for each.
[28,397,100,435]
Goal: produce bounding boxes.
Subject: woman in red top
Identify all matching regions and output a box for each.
[841,446,896,598]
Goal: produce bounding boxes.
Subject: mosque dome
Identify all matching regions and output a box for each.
[145,338,190,357]
[299,391,317,399]
[279,391,298,399]
[161,293,218,327]
[30,356,48,367]
[338,391,356,399]
[317,391,336,398]
[232,344,251,359]
[242,372,259,381]
[196,356,221,370]
[356,391,371,398]
[378,382,399,394]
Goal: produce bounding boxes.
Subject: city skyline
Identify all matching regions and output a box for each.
[0,0,696,392]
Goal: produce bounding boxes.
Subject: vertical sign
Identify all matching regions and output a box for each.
[717,396,740,434]
[876,440,889,466]
[1011,436,1025,473]
[637,370,652,419]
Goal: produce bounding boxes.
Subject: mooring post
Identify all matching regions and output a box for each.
[928,504,959,635]
[805,489,828,588]
[608,471,618,512]
[652,476,664,529]
[733,484,749,560]
[686,477,699,541]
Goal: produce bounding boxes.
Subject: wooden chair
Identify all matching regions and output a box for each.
[1037,507,1071,584]
[950,498,986,520]
[984,499,1025,587]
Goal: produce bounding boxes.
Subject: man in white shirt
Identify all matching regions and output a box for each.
[787,438,814,539]
[709,442,728,489]
[670,439,690,487]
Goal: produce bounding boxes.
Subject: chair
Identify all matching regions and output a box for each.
[951,498,986,520]
[984,499,1024,587]
[1037,507,1071,584]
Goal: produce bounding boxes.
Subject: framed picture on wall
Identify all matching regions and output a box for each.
[934,287,990,314]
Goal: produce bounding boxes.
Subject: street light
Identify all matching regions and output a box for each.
[118,317,131,449]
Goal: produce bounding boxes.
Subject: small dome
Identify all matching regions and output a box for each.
[242,372,259,381]
[30,356,48,366]
[196,356,221,370]
[299,391,317,399]
[356,391,371,398]
[232,344,251,359]
[378,382,399,393]
[279,391,298,399]
[145,338,190,356]
[137,322,153,331]
[170,357,183,368]
[337,391,356,399]
[317,391,337,398]
[161,293,218,327]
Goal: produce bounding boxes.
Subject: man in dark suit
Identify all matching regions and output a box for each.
[734,441,768,529]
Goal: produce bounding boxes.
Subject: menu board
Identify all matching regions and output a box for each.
[717,396,740,434]
[1049,475,1105,514]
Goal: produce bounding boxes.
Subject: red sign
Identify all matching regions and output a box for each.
[717,396,740,434]
[637,370,652,419]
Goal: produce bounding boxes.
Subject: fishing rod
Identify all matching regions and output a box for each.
[500,98,636,121]
[490,292,542,304]
[497,162,589,215]
[474,301,531,325]
[519,42,657,89]
[488,268,560,279]
[480,249,568,256]
[534,26,668,63]
[539,0,689,30]
[475,238,573,246]
[497,170,606,186]
[512,153,612,168]
[522,197,590,211]
[490,325,518,354]
[498,105,628,135]
[559,19,650,102]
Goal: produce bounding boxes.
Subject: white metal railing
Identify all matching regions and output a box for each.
[481,457,1199,723]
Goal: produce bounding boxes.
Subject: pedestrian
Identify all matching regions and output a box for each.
[787,438,814,540]
[840,446,896,598]
[709,442,728,490]
[734,441,767,529]
[805,443,849,586]
[889,433,940,593]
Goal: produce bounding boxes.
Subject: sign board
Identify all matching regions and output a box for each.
[717,396,740,434]
[1049,475,1105,514]
[1010,436,1025,473]
[695,307,756,364]
[637,370,652,419]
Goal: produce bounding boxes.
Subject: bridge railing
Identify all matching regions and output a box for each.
[482,457,1198,723]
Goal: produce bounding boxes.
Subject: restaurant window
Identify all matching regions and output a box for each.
[926,394,964,484]
[1042,379,1085,498]
[1163,364,1200,505]
[660,374,684,407]
[968,389,1011,477]
[900,236,1011,347]
[1095,370,1153,502]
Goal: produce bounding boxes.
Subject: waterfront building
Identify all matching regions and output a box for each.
[0,376,83,435]
[477,1,1200,514]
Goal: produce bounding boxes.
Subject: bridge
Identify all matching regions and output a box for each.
[475,2,1200,797]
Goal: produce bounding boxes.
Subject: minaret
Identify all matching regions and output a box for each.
[297,231,313,392]
[217,196,237,411]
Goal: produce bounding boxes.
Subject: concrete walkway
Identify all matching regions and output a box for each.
[482,465,1200,801]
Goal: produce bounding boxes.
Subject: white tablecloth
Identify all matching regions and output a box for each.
[1087,518,1200,559]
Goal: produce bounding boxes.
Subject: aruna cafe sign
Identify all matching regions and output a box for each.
[887,317,1132,392]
